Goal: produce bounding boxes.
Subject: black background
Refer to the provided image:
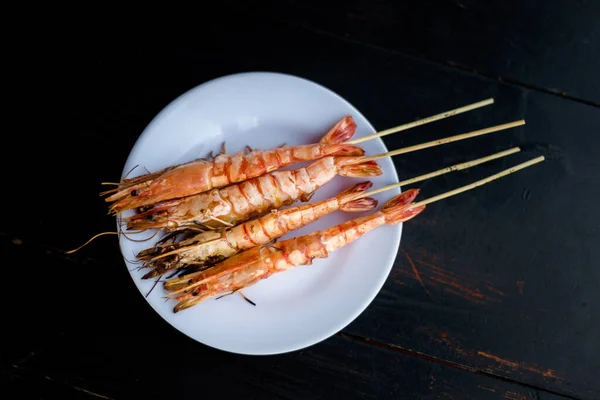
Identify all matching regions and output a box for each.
[3,1,599,399]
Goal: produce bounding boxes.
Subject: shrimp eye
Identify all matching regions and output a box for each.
[147,215,155,221]
[131,190,139,197]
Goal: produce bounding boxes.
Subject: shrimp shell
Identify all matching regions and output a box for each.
[165,189,426,312]
[125,156,382,232]
[106,116,361,213]
[138,181,378,279]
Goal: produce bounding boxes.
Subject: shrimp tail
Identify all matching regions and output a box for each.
[382,189,419,209]
[319,116,357,144]
[324,144,365,157]
[340,197,378,212]
[335,181,378,212]
[338,160,382,177]
[338,181,372,198]
[381,189,426,224]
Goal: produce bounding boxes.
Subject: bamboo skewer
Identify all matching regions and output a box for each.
[347,120,525,165]
[356,147,521,199]
[345,98,494,145]
[408,156,545,209]
[165,154,545,298]
[158,148,522,262]
[154,148,521,266]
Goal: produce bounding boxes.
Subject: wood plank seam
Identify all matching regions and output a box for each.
[337,332,579,400]
[264,15,600,108]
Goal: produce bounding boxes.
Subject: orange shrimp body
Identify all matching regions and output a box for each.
[125,156,382,232]
[137,182,378,279]
[165,189,426,312]
[107,116,361,213]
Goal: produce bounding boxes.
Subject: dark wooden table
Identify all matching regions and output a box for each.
[4,1,599,399]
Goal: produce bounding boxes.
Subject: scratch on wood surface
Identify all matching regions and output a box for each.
[72,386,113,399]
[397,250,503,304]
[503,390,528,400]
[341,332,571,395]
[404,251,430,296]
[484,281,505,296]
[523,365,562,380]
[417,327,467,356]
[478,385,497,393]
[477,351,518,368]
[413,331,564,382]
[42,374,113,399]
[516,281,525,294]
[477,351,563,380]
[14,352,36,367]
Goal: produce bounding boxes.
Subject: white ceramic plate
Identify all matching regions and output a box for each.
[119,72,402,355]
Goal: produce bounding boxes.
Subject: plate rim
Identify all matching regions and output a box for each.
[118,71,402,355]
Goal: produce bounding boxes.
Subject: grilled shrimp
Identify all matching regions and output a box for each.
[106,116,362,213]
[125,156,382,232]
[164,189,426,312]
[137,181,378,279]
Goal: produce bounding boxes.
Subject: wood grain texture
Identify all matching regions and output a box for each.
[2,234,571,400]
[230,0,600,104]
[4,10,599,400]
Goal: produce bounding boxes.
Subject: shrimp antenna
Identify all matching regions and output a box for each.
[120,229,162,243]
[238,291,256,306]
[166,270,180,279]
[116,213,162,242]
[347,120,525,165]
[344,98,494,145]
[99,165,141,197]
[145,277,161,298]
[215,292,235,301]
[407,156,545,210]
[123,164,140,180]
[99,183,120,196]
[357,147,522,199]
[125,255,143,266]
[99,188,120,196]
[64,232,119,254]
[67,224,163,255]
